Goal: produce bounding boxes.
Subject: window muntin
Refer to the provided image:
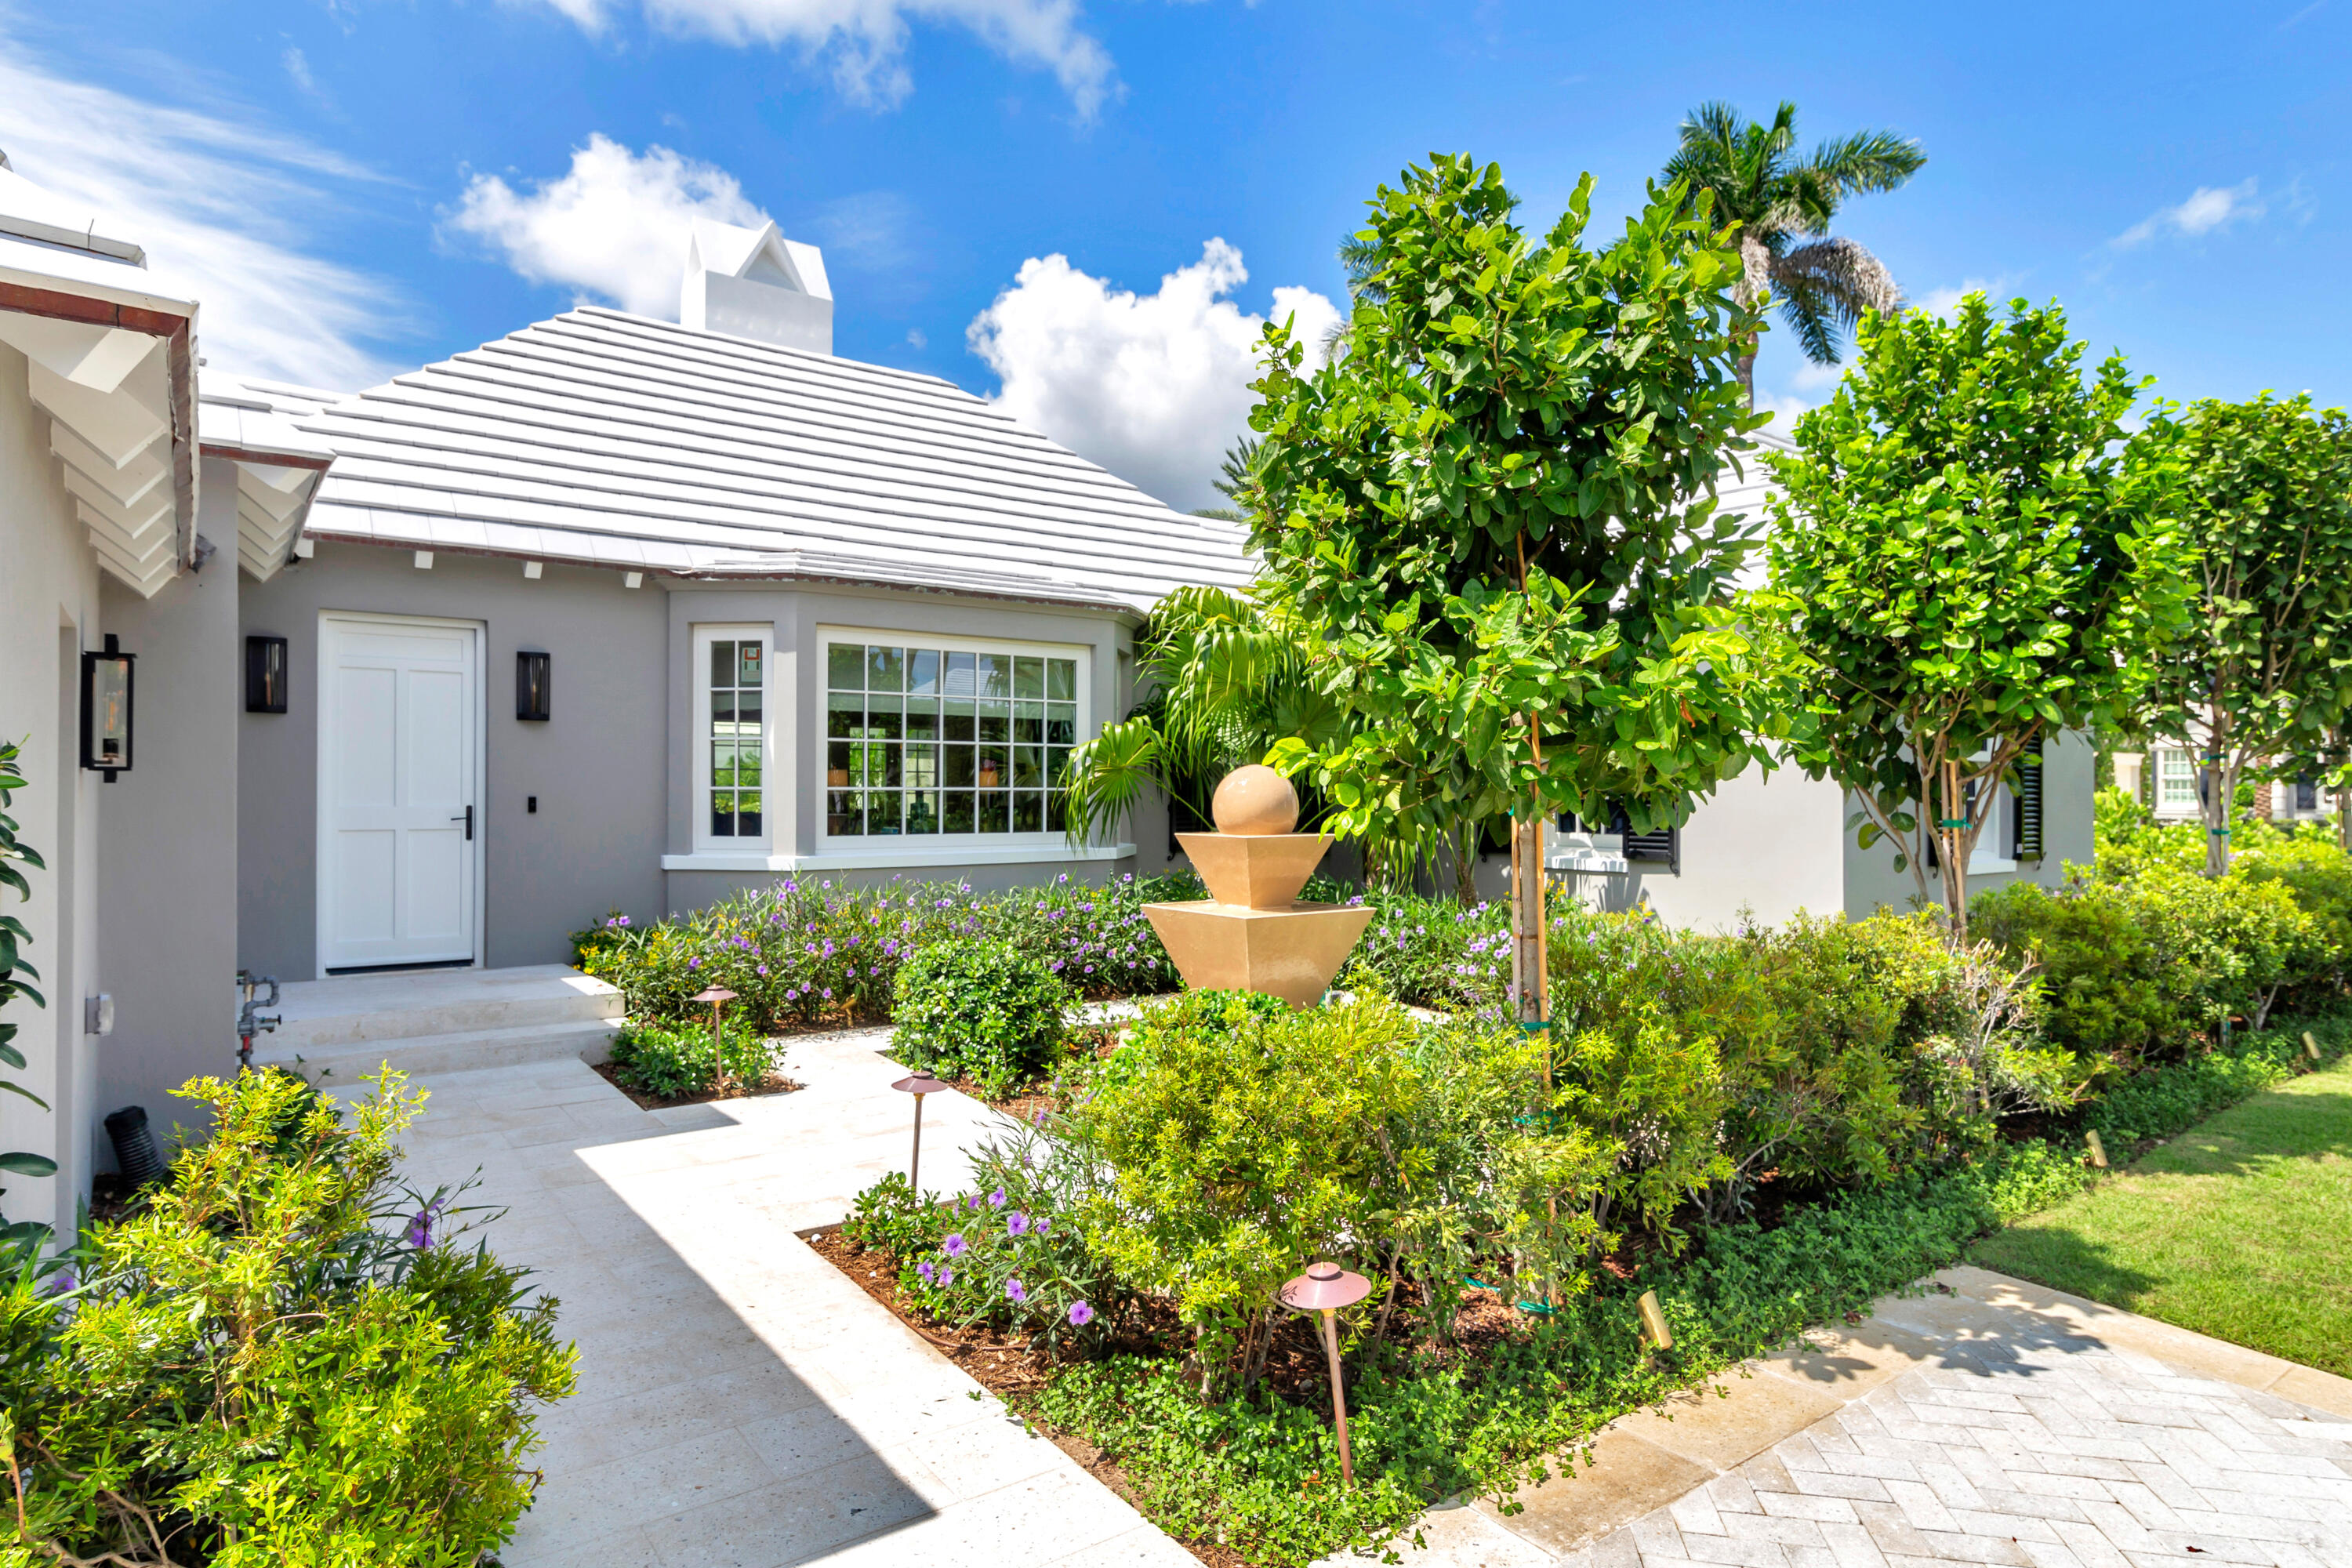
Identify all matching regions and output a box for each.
[824,637,1080,840]
[698,628,769,845]
[2157,747,2197,808]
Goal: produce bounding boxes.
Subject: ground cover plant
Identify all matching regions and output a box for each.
[602,1016,790,1105]
[1974,1042,2352,1375]
[0,1065,575,1566]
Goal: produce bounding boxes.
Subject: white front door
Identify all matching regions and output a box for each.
[318,613,483,973]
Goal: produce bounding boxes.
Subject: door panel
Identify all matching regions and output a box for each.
[319,615,481,971]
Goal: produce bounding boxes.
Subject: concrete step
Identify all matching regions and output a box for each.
[252,1018,620,1083]
[267,964,621,1052]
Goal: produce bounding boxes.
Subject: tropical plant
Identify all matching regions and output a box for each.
[1765,293,2192,941]
[1248,152,1791,1022]
[605,1016,782,1102]
[2131,393,2352,874]
[0,738,55,1249]
[1662,100,1925,403]
[1189,437,1263,522]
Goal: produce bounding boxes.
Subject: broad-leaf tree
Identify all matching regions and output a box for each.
[1249,153,1788,1025]
[2134,393,2352,874]
[1664,100,1924,405]
[1766,293,2190,939]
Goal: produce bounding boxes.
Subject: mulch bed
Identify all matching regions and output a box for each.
[591,1064,802,1112]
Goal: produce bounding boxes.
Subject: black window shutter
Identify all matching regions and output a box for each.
[2013,737,2045,861]
[1559,803,1679,873]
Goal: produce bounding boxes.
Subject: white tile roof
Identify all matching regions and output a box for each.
[294,307,1254,613]
[198,379,336,581]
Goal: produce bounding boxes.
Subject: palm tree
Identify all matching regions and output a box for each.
[1664,100,1925,404]
[1189,437,1261,523]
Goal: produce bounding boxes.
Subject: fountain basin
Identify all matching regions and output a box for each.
[1142,900,1377,1010]
[1176,831,1334,910]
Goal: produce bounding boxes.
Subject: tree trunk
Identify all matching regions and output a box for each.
[1934,757,1970,946]
[1511,812,1547,1027]
[2204,702,2233,877]
[1733,233,1770,410]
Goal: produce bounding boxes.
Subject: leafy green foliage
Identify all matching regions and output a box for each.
[579,872,1174,1032]
[1766,293,2191,935]
[1251,152,1788,877]
[889,938,1070,1096]
[0,1066,574,1564]
[605,1016,782,1101]
[0,738,54,1247]
[2132,393,2352,873]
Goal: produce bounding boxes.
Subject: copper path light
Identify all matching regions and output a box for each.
[1279,1260,1372,1487]
[691,986,737,1090]
[891,1073,950,1191]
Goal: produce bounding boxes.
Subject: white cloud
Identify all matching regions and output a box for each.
[444,134,766,317]
[0,34,406,389]
[544,0,1116,118]
[2115,179,2265,247]
[1751,391,1811,430]
[1787,359,1843,393]
[967,239,1339,512]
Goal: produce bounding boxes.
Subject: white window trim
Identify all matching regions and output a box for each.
[692,622,776,854]
[815,625,1091,853]
[660,842,1138,873]
[2154,746,2199,815]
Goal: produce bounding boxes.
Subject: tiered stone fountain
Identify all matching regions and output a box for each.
[1143,766,1375,1008]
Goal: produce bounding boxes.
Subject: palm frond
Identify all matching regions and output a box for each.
[1802,129,1927,201]
[1769,236,1904,364]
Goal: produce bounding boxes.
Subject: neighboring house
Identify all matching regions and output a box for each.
[2114,746,2333,825]
[1541,427,2093,929]
[232,216,1247,982]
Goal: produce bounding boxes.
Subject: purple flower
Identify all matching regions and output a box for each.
[1068,1300,1094,1327]
[757,965,769,976]
[822,988,833,1000]
[938,1265,954,1287]
[688,957,701,969]
[988,1188,1006,1208]
[916,1260,936,1284]
[405,1200,444,1250]
[42,1266,75,1298]
[1007,1211,1029,1236]
[942,1232,967,1257]
[1035,1216,1052,1236]
[1005,1277,1026,1303]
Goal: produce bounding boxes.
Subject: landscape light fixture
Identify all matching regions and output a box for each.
[2084,1129,2109,1169]
[690,986,736,1090]
[1278,1260,1372,1487]
[245,634,289,713]
[79,634,134,780]
[2305,1031,2322,1062]
[516,651,551,722]
[891,1072,950,1191]
[1636,1290,1674,1352]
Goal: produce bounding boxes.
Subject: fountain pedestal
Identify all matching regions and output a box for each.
[1143,769,1374,1010]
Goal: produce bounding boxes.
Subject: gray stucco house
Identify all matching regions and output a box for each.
[234,216,1248,982]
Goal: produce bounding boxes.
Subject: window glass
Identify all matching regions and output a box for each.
[707,636,764,839]
[826,639,1085,839]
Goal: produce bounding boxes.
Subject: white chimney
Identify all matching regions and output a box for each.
[680,216,833,355]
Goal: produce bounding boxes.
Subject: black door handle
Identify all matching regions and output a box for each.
[451,805,473,840]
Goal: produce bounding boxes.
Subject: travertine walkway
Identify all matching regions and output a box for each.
[354,1029,1192,1568]
[1341,1268,2352,1568]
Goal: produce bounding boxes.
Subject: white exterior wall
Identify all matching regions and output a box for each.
[0,339,106,1236]
[1548,764,1847,932]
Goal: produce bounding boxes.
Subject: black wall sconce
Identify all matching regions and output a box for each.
[80,634,135,781]
[516,650,551,722]
[245,634,289,713]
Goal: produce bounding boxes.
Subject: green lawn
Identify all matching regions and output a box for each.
[1973,1054,2352,1377]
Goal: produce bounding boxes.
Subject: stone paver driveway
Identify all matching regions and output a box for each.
[350,1029,1193,1568]
[1348,1269,2352,1568]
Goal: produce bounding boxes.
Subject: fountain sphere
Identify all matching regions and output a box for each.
[1211,765,1299,836]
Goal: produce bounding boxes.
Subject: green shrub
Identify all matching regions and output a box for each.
[0,1067,573,1565]
[607,1016,780,1101]
[889,937,1070,1095]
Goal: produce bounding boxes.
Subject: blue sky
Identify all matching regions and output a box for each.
[4,0,2346,508]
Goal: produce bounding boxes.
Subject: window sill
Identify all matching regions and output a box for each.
[662,842,1137,873]
[1967,855,2019,876]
